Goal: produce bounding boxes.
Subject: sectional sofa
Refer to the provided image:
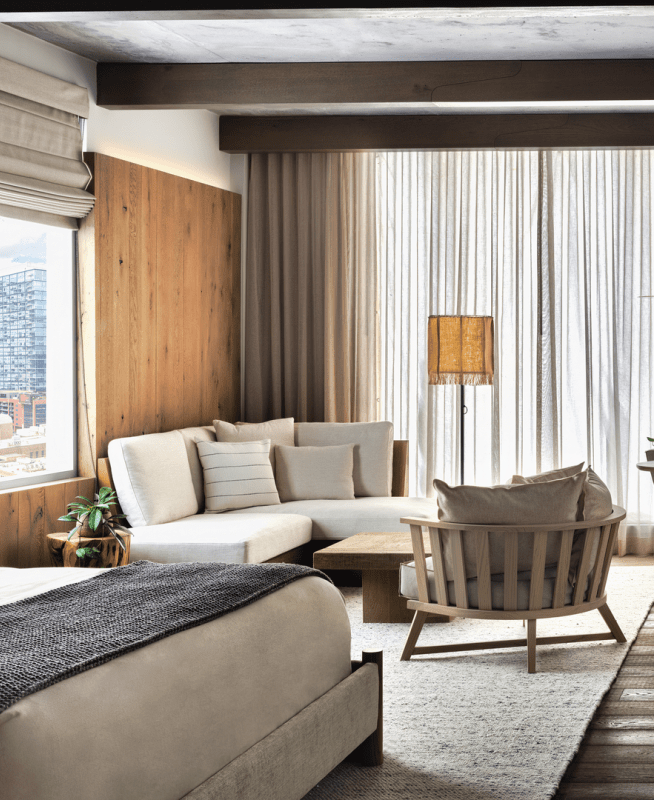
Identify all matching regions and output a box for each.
[102,421,439,565]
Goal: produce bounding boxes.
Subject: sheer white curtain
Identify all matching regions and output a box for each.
[377,149,654,555]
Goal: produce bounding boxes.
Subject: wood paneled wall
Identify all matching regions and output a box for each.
[0,478,95,568]
[78,154,241,476]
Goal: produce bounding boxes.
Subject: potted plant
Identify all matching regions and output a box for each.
[647,437,654,462]
[57,487,132,567]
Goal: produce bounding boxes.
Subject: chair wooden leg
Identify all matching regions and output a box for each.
[400,610,429,661]
[598,603,627,643]
[527,619,537,673]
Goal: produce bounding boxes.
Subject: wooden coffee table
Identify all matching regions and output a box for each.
[313,531,449,624]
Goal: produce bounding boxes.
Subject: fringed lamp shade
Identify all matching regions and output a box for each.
[428,316,494,386]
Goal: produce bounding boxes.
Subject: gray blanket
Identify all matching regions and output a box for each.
[0,560,331,714]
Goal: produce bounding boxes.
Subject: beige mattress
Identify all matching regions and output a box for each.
[0,567,352,800]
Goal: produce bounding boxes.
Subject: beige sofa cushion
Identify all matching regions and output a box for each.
[214,418,295,476]
[128,512,312,564]
[107,431,199,528]
[432,473,586,581]
[275,444,355,502]
[295,421,393,497]
[228,496,440,540]
[198,439,280,513]
[178,426,217,512]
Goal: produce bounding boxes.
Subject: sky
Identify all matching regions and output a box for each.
[0,217,47,278]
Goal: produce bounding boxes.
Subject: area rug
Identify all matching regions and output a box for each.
[305,565,654,800]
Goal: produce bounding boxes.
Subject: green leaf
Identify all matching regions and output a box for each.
[58,514,76,522]
[88,507,102,531]
[98,486,113,501]
[109,529,127,551]
[648,437,654,443]
[113,523,133,536]
[76,546,101,558]
[67,527,81,541]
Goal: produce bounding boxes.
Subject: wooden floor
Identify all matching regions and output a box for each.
[554,556,654,800]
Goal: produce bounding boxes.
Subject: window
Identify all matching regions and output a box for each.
[0,216,75,488]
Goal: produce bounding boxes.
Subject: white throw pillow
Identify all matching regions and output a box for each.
[275,444,355,502]
[214,418,294,476]
[197,439,281,513]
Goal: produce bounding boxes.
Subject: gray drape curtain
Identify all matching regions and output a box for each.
[0,55,94,229]
[244,152,379,423]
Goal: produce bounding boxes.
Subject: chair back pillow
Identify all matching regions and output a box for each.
[275,444,355,502]
[433,473,586,581]
[510,462,585,485]
[295,421,393,497]
[512,465,613,581]
[197,439,281,513]
[108,430,199,528]
[214,418,294,476]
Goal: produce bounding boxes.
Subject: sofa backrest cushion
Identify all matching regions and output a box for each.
[214,418,295,477]
[108,430,199,527]
[178,426,217,512]
[275,444,355,502]
[295,421,393,497]
[433,473,586,581]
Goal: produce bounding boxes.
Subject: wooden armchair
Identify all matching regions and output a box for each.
[399,507,627,673]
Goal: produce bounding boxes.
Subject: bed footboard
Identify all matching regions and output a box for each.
[183,649,383,800]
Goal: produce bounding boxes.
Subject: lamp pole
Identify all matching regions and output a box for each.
[460,384,466,485]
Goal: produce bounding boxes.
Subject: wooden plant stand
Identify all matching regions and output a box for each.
[47,532,131,568]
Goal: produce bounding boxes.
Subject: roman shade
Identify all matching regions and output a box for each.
[0,56,94,229]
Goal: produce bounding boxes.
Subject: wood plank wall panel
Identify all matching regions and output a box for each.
[0,478,95,567]
[78,153,241,472]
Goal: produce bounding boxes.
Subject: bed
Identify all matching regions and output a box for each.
[0,566,382,800]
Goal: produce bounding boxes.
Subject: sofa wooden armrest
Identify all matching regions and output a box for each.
[392,440,409,497]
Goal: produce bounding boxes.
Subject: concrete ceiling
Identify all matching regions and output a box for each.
[8,7,654,64]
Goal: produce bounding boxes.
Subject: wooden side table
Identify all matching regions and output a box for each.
[313,531,450,624]
[637,462,654,484]
[47,532,130,568]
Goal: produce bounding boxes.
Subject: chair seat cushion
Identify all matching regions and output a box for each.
[400,557,573,611]
[129,513,312,564]
[227,497,440,540]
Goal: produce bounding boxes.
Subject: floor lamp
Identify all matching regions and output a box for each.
[428,315,494,485]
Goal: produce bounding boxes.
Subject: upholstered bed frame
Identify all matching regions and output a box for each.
[184,650,383,800]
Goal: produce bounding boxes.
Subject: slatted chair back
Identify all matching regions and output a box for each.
[398,508,627,673]
[401,508,624,617]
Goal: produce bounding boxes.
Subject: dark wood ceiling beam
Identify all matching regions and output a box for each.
[219,114,654,153]
[97,60,654,110]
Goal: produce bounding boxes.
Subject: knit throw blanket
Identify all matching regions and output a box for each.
[0,560,331,714]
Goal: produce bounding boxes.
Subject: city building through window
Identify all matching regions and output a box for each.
[0,216,75,487]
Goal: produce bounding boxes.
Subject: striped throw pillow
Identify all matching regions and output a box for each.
[196,439,280,513]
